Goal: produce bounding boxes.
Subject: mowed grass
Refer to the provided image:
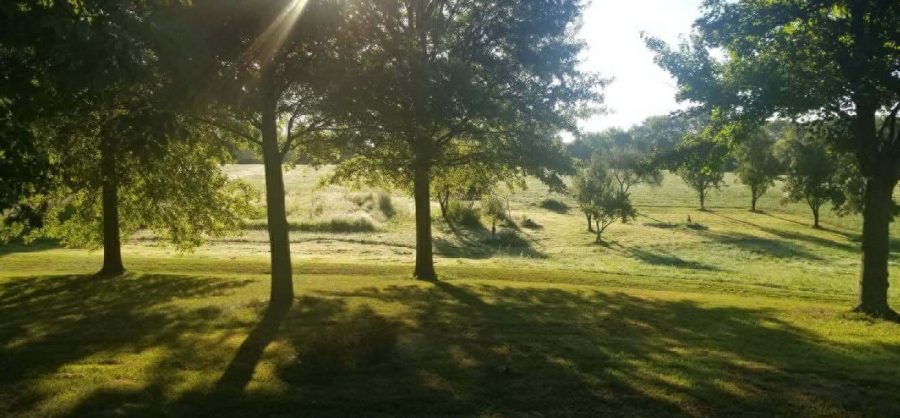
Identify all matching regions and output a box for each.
[1,165,900,417]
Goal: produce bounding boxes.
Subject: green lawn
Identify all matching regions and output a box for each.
[1,166,899,417]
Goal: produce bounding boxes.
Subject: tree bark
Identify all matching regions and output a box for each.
[260,72,294,307]
[586,213,594,232]
[699,190,706,210]
[854,176,897,317]
[750,186,758,212]
[491,220,496,240]
[437,188,450,221]
[811,204,820,228]
[98,135,124,277]
[595,220,602,243]
[413,162,437,280]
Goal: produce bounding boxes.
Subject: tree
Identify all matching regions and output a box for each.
[431,163,525,224]
[777,127,851,228]
[332,0,600,280]
[575,129,663,197]
[673,134,728,210]
[572,156,636,243]
[186,0,346,305]
[646,0,900,317]
[734,127,782,212]
[2,0,253,275]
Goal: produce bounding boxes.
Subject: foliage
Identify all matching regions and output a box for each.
[673,133,728,210]
[775,127,849,228]
[447,201,482,228]
[483,195,507,239]
[572,156,636,242]
[645,0,900,316]
[38,130,257,251]
[0,0,254,257]
[330,0,600,277]
[573,128,663,197]
[733,126,782,211]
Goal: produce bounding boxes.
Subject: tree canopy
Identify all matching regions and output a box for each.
[330,0,602,279]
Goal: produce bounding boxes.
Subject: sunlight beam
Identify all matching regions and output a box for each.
[245,0,310,65]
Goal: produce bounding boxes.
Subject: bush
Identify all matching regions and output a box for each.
[377,193,395,218]
[447,201,481,227]
[347,192,376,211]
[294,215,378,233]
[521,217,542,229]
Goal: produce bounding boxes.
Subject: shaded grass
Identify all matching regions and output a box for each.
[1,272,898,417]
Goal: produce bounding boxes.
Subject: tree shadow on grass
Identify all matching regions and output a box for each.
[0,273,254,416]
[622,248,721,271]
[700,230,825,261]
[7,276,900,417]
[709,211,860,254]
[44,280,900,418]
[0,239,61,257]
[434,220,547,260]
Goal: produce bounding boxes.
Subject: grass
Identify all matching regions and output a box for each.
[2,165,899,417]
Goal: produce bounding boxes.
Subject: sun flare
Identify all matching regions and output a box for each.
[245,0,310,64]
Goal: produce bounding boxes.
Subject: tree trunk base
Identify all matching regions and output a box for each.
[95,266,125,278]
[414,270,438,282]
[852,304,899,322]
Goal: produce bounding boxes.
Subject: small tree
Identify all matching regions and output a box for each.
[674,135,728,210]
[573,157,636,243]
[431,163,525,224]
[776,128,846,228]
[734,127,782,212]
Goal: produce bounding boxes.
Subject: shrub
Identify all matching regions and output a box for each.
[447,200,481,227]
[294,215,378,233]
[521,217,542,229]
[377,193,395,218]
[347,192,376,211]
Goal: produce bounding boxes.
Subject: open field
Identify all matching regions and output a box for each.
[2,165,899,417]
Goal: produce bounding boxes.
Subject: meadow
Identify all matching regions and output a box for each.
[1,165,899,417]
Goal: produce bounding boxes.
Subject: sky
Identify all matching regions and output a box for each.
[578,0,703,132]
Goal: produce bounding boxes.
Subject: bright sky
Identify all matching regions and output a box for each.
[578,0,702,132]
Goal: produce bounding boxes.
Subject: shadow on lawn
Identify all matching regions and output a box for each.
[0,239,61,257]
[2,276,899,417]
[434,220,547,260]
[622,247,721,271]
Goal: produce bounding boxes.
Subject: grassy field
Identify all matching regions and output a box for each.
[1,165,899,417]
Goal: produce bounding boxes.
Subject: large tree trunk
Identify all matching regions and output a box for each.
[98,135,124,277]
[260,74,294,307]
[854,176,896,317]
[586,213,593,232]
[851,102,897,318]
[413,162,437,280]
[699,190,706,210]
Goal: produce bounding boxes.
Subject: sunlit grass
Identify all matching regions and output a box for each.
[1,166,899,416]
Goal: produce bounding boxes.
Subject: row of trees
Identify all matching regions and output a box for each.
[644,0,899,318]
[1,0,601,307]
[570,114,864,236]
